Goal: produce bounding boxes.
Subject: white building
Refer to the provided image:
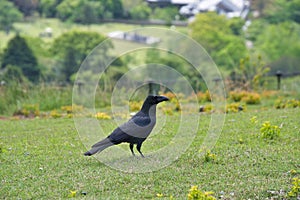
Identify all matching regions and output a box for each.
[179,0,250,19]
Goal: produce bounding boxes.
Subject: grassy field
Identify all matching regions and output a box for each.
[0,18,188,49]
[0,108,299,199]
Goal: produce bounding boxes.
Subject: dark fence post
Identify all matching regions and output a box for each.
[276,70,282,90]
[75,80,84,94]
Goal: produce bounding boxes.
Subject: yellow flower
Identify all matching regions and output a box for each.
[94,112,111,120]
[69,190,76,198]
[250,116,258,124]
[204,191,214,196]
[156,193,164,197]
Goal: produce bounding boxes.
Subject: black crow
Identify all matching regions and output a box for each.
[84,95,169,157]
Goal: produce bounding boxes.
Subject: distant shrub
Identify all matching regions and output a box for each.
[61,105,84,114]
[229,90,260,104]
[162,92,177,102]
[229,91,247,102]
[50,110,62,118]
[161,92,182,113]
[260,121,281,140]
[286,99,300,108]
[275,99,300,109]
[14,104,40,117]
[225,103,246,113]
[261,90,278,99]
[197,90,211,102]
[162,107,174,116]
[274,98,285,109]
[199,104,214,113]
[188,185,216,200]
[129,101,143,112]
[94,112,111,120]
[241,92,261,104]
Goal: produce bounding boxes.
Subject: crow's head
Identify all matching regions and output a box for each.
[144,95,169,105]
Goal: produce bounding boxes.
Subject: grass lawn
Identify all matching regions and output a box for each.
[0,108,299,199]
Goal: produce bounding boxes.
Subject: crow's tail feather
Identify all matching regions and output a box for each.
[84,138,113,156]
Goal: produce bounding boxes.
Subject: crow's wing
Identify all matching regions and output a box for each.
[109,111,156,143]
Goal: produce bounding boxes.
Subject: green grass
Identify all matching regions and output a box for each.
[0,108,299,199]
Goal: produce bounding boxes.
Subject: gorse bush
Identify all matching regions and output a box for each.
[197,90,211,102]
[229,90,247,102]
[225,103,245,113]
[162,92,177,102]
[229,90,261,104]
[199,104,214,113]
[287,177,300,198]
[14,104,40,117]
[129,101,143,112]
[94,112,111,120]
[188,185,216,200]
[275,98,300,109]
[242,92,261,104]
[260,121,281,140]
[204,150,217,163]
[160,92,181,114]
[61,105,84,114]
[50,110,62,118]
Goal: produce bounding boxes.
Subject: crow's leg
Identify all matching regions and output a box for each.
[136,143,144,158]
[129,143,135,156]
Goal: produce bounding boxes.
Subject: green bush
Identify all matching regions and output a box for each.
[275,98,300,109]
[260,121,281,140]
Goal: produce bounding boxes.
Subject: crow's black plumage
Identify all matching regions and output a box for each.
[84,95,169,157]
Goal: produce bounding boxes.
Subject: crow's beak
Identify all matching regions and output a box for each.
[157,96,169,103]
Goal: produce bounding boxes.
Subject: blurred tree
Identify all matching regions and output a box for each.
[129,3,151,20]
[56,0,88,22]
[51,31,112,82]
[121,0,143,18]
[251,0,272,17]
[2,65,28,83]
[1,35,40,82]
[77,1,103,24]
[0,0,23,35]
[245,19,267,42]
[9,0,38,17]
[151,6,178,22]
[189,12,247,70]
[38,0,62,18]
[228,17,245,35]
[103,0,124,19]
[56,0,124,22]
[238,55,270,91]
[265,0,300,24]
[255,21,300,61]
[252,21,300,75]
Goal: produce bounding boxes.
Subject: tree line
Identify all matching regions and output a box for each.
[0,0,179,33]
[0,0,299,92]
